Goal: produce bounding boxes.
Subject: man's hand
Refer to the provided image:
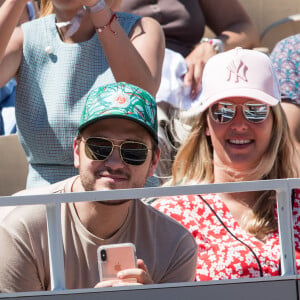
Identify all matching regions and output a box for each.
[94,259,153,287]
[183,42,216,99]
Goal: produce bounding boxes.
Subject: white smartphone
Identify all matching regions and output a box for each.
[97,243,137,282]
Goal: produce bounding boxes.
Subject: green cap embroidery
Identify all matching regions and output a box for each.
[79,82,158,143]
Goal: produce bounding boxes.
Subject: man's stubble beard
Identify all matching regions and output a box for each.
[79,167,147,192]
[79,169,147,206]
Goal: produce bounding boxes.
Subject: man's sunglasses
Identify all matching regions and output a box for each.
[209,102,270,124]
[83,137,151,166]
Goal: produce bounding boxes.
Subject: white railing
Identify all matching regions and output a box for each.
[0,178,299,299]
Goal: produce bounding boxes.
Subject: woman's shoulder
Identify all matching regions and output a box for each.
[21,14,55,38]
[21,14,54,29]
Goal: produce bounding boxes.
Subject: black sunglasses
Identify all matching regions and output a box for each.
[209,102,270,124]
[83,137,151,166]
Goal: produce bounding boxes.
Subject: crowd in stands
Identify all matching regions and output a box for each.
[0,0,164,188]
[0,0,299,293]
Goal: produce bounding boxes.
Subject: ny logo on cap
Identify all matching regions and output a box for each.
[227,58,248,83]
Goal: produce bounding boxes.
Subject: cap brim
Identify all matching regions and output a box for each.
[199,88,280,112]
[78,115,158,144]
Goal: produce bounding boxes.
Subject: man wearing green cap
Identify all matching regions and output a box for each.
[0,82,197,292]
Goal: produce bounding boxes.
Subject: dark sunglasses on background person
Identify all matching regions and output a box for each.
[209,101,270,124]
[82,137,151,166]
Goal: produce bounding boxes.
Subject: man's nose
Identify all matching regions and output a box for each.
[103,145,125,169]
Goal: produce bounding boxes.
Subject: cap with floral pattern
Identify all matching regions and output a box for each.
[78,82,158,143]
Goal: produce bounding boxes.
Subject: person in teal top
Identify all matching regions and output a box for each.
[0,0,164,188]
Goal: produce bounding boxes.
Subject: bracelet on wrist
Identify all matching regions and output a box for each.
[200,37,224,54]
[96,13,118,35]
[84,0,106,14]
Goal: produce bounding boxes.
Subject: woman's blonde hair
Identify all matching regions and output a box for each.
[40,0,54,16]
[171,104,298,237]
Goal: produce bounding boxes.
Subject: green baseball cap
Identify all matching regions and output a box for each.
[78,82,158,143]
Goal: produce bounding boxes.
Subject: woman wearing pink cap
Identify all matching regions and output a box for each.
[152,48,300,280]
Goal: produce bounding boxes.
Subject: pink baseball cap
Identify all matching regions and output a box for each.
[197,47,281,112]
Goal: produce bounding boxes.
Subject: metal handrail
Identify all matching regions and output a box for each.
[260,14,300,40]
[0,178,299,291]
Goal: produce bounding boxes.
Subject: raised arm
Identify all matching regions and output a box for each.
[82,1,165,96]
[184,0,259,98]
[199,0,259,50]
[0,0,26,86]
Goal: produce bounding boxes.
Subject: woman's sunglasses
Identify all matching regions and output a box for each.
[209,102,270,124]
[82,137,151,166]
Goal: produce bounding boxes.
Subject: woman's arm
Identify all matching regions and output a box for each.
[82,2,165,96]
[128,17,165,95]
[184,0,259,98]
[199,0,259,49]
[0,0,26,86]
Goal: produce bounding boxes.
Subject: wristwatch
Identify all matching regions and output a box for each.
[84,0,106,14]
[200,38,224,54]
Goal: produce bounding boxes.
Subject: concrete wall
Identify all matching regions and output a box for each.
[240,0,300,51]
[206,0,300,52]
[240,0,300,32]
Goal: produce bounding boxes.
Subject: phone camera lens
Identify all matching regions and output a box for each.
[100,249,107,261]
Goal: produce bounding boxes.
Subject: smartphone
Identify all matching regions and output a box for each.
[97,243,137,282]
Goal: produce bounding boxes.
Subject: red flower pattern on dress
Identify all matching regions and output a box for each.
[153,189,300,281]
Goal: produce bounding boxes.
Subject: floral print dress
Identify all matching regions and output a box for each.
[153,189,300,281]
